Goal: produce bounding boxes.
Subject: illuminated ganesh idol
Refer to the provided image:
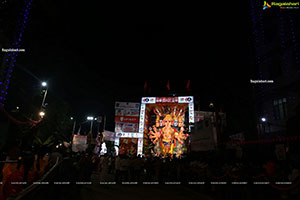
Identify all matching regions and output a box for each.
[144,99,192,158]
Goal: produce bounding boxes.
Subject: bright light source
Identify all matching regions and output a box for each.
[39,111,45,118]
[94,117,97,120]
[87,116,94,120]
[70,117,73,120]
[261,117,266,122]
[41,82,47,87]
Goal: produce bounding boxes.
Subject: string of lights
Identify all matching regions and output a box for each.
[288,15,299,69]
[0,0,33,107]
[249,0,266,117]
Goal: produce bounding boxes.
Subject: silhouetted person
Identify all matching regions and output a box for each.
[133,156,143,182]
[114,156,121,182]
[0,148,8,182]
[22,149,35,183]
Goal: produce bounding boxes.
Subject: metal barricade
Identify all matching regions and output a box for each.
[7,157,62,200]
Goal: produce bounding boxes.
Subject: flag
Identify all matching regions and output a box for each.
[186,80,191,92]
[166,80,170,91]
[144,81,148,92]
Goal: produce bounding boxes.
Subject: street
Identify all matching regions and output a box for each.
[75,172,213,200]
[22,172,213,200]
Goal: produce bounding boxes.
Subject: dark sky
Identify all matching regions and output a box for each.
[11,0,254,128]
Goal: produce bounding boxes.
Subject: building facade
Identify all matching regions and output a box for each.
[250,0,300,137]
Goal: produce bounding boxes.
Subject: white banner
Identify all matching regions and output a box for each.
[72,135,88,152]
[115,132,143,138]
[103,130,116,142]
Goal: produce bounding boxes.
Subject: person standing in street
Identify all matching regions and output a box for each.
[114,156,120,182]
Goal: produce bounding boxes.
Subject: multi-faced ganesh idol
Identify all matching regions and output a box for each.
[149,111,189,158]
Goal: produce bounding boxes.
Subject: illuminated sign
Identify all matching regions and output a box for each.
[114,97,195,156]
[114,102,141,156]
[139,96,195,157]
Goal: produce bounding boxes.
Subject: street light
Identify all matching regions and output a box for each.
[41,82,47,87]
[39,111,45,118]
[87,116,95,134]
[258,117,268,138]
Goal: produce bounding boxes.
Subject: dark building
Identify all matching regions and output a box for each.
[250,0,300,138]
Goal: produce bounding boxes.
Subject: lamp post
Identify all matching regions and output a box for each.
[71,117,76,135]
[38,81,48,119]
[87,116,95,134]
[260,117,271,136]
[41,81,48,109]
[209,102,220,151]
[259,117,266,138]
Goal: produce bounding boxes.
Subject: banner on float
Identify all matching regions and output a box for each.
[115,123,139,133]
[115,132,143,138]
[115,102,140,109]
[114,101,141,156]
[141,96,194,104]
[115,108,140,117]
[115,116,139,123]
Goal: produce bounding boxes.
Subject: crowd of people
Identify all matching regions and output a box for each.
[1,145,300,200]
[93,153,300,184]
[91,150,300,200]
[98,155,185,183]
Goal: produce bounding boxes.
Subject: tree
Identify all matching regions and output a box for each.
[37,99,73,143]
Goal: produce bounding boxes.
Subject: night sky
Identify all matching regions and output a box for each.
[7,1,254,130]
